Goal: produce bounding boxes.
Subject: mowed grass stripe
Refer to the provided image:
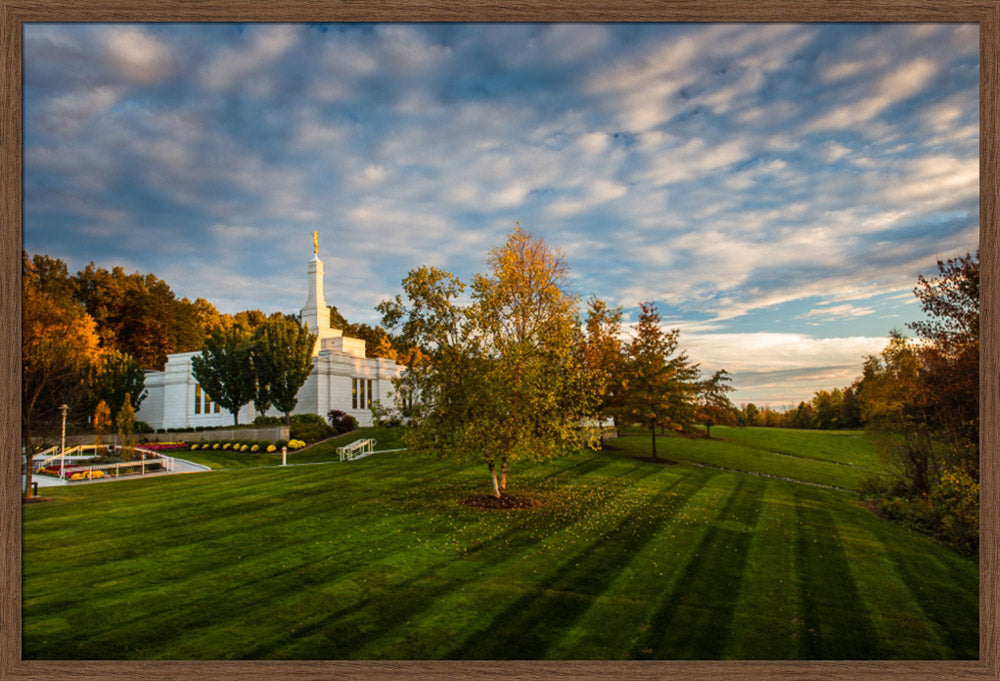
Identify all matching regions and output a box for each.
[722,480,804,659]
[626,475,765,659]
[862,510,979,658]
[712,427,884,471]
[237,462,649,659]
[791,486,879,659]
[833,502,950,658]
[606,432,867,490]
[438,469,717,660]
[276,461,677,659]
[544,469,740,659]
[25,459,490,657]
[91,454,647,659]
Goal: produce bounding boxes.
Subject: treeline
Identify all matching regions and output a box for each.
[855,253,979,554]
[741,385,861,430]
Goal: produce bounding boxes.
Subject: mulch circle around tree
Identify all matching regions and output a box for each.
[461,494,543,510]
[22,496,54,504]
[632,456,679,465]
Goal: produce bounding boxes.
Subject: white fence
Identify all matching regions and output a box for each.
[32,444,175,481]
[337,439,377,462]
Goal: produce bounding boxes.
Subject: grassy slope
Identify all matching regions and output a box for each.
[611,426,891,490]
[176,428,406,469]
[22,428,977,660]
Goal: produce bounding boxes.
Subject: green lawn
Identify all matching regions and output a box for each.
[22,427,977,660]
[175,427,406,469]
[609,426,893,491]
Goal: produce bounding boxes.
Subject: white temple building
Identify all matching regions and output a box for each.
[136,237,404,430]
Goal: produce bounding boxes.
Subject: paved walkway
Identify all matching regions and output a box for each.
[25,447,396,491]
[25,456,212,490]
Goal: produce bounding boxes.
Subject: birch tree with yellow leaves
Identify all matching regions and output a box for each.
[380,226,598,500]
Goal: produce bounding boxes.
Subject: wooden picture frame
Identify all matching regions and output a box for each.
[2,2,997,679]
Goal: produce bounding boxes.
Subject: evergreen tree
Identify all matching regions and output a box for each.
[622,301,699,458]
[695,369,738,438]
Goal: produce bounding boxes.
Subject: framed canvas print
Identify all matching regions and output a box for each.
[2,1,997,680]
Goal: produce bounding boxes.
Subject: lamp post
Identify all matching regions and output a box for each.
[59,404,68,480]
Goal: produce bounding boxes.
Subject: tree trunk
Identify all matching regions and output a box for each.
[285,411,292,429]
[488,460,501,498]
[500,456,507,494]
[650,419,658,458]
[705,423,711,439]
[233,410,239,427]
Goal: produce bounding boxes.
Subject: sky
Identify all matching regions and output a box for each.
[23,23,979,407]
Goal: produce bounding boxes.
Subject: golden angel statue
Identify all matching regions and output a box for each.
[312,230,318,254]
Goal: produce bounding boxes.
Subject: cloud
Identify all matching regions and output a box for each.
[22,23,978,402]
[101,26,174,84]
[199,24,301,92]
[802,304,876,320]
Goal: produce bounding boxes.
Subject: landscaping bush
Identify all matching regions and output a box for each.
[859,469,979,556]
[327,410,359,434]
[290,415,334,443]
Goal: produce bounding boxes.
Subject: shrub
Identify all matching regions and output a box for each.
[250,444,260,452]
[291,413,327,427]
[287,439,306,450]
[860,468,979,556]
[327,409,359,434]
[266,444,277,453]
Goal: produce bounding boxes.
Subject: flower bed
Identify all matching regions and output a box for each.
[137,442,188,452]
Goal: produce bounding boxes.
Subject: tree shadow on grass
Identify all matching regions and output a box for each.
[445,471,716,659]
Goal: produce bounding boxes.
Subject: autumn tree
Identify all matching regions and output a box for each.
[622,301,699,458]
[251,315,317,427]
[907,251,979,476]
[858,333,936,492]
[580,296,625,443]
[743,403,760,427]
[74,262,210,369]
[93,400,112,452]
[22,253,102,498]
[380,227,598,499]
[117,400,136,460]
[191,325,256,426]
[695,369,739,438]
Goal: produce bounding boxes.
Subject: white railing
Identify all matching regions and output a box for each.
[337,438,377,462]
[34,444,174,481]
